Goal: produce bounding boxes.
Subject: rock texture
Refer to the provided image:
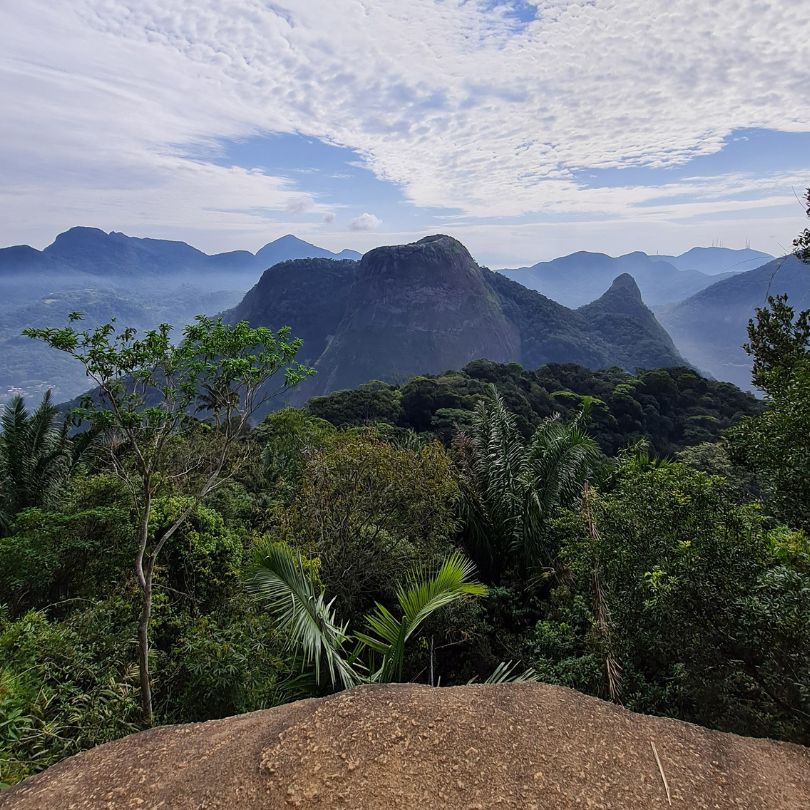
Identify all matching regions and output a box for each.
[3,683,808,810]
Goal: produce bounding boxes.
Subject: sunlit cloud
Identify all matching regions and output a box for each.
[0,0,807,260]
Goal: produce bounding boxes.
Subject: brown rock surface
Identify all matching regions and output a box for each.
[2,683,809,809]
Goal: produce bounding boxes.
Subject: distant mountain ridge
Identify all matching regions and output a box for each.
[225,235,687,413]
[0,228,361,403]
[499,246,773,308]
[0,227,362,279]
[657,254,810,392]
[653,246,773,275]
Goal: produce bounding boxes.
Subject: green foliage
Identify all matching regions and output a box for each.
[733,295,810,533]
[793,187,810,263]
[23,312,314,726]
[308,361,759,456]
[531,461,810,741]
[158,607,291,722]
[279,431,460,616]
[0,603,140,785]
[2,302,809,787]
[151,498,244,612]
[0,392,76,533]
[248,542,486,689]
[456,385,599,581]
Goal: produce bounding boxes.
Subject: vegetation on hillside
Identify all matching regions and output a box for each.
[0,202,808,787]
[307,362,759,455]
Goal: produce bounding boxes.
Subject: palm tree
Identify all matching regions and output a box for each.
[456,386,600,581]
[247,543,487,690]
[0,391,74,532]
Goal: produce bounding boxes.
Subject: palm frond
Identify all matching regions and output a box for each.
[246,542,359,689]
[468,660,540,684]
[357,551,486,682]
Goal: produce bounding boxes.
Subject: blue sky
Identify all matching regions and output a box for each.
[1,1,808,266]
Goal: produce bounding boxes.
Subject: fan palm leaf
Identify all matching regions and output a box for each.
[0,392,75,529]
[246,541,359,689]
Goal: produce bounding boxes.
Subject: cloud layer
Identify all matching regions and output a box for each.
[1,1,808,259]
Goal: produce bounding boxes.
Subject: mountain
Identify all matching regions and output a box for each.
[498,250,740,308]
[577,273,683,370]
[224,235,686,411]
[0,227,361,280]
[254,234,361,268]
[6,683,808,810]
[654,246,773,275]
[658,255,810,392]
[0,228,362,402]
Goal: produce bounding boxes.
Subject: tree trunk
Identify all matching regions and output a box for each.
[135,492,154,726]
[137,569,154,725]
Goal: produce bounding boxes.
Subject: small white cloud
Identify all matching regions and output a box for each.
[285,196,313,214]
[322,211,335,223]
[350,212,382,231]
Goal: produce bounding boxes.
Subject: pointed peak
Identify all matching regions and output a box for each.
[604,272,643,300]
[578,273,645,313]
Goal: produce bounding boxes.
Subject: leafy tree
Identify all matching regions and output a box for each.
[531,459,810,741]
[0,600,141,784]
[280,432,460,617]
[24,315,313,724]
[0,391,78,533]
[733,294,810,534]
[0,474,132,614]
[455,386,600,581]
[309,361,758,456]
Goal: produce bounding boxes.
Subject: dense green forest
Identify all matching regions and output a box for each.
[1,218,809,788]
[307,362,759,455]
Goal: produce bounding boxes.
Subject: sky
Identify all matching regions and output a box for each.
[1,1,808,267]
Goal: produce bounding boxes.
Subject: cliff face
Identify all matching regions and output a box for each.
[223,235,686,412]
[5,683,809,809]
[225,258,359,367]
[303,235,521,395]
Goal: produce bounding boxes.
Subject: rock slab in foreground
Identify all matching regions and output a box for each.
[2,682,809,809]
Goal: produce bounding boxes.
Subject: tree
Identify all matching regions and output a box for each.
[794,187,810,263]
[455,386,600,581]
[733,293,810,534]
[530,459,810,741]
[24,315,313,724]
[247,543,486,689]
[0,391,75,533]
[280,432,460,617]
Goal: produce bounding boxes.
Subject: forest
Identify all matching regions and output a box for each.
[0,283,809,788]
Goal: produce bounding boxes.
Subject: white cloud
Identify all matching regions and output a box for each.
[0,0,808,252]
[350,213,382,231]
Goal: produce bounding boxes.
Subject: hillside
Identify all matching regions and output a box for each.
[497,247,769,308]
[225,235,686,412]
[655,246,773,275]
[3,683,808,809]
[658,255,810,391]
[0,286,244,404]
